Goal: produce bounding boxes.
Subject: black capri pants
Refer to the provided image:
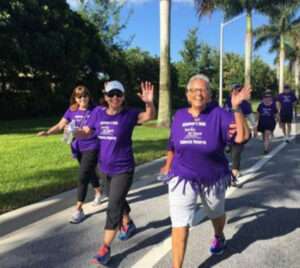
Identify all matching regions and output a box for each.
[231,143,244,170]
[77,150,100,202]
[100,170,134,230]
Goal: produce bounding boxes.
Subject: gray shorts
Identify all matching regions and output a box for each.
[168,176,227,227]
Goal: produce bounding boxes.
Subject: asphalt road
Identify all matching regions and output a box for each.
[1,126,299,268]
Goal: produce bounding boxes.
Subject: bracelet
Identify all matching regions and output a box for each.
[231,107,242,113]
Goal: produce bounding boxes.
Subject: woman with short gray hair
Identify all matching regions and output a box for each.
[160,74,251,268]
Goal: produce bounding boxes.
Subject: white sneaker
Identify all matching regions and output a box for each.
[91,194,103,206]
[70,209,85,224]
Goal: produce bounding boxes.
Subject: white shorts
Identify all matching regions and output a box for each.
[168,176,227,227]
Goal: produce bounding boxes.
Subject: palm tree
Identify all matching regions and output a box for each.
[158,0,171,127]
[285,28,300,95]
[195,0,281,87]
[254,2,300,92]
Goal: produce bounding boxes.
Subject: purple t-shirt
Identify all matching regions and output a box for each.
[63,107,99,152]
[87,106,140,175]
[168,105,234,189]
[277,92,297,116]
[257,102,277,126]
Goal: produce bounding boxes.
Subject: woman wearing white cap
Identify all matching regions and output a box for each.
[76,80,155,265]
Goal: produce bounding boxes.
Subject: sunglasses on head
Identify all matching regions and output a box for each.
[75,94,89,99]
[106,90,123,98]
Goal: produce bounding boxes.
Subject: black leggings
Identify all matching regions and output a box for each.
[100,171,134,230]
[231,143,244,170]
[77,150,100,202]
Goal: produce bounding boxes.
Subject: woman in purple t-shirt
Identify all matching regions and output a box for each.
[276,85,297,141]
[77,80,155,265]
[160,74,250,268]
[37,85,102,223]
[256,93,278,154]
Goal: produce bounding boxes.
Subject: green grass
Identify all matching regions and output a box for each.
[251,99,260,112]
[0,118,169,214]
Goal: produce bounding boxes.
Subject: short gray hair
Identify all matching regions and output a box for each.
[186,74,210,92]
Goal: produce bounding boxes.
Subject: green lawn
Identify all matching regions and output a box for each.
[0,118,169,214]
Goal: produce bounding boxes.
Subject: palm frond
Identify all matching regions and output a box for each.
[254,24,279,50]
[194,0,218,17]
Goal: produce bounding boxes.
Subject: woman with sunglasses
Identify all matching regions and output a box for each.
[76,80,155,265]
[37,85,103,223]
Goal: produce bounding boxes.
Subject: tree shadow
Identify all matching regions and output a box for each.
[197,147,300,267]
[198,205,300,268]
[107,218,171,267]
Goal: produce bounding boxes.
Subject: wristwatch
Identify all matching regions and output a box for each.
[231,107,242,113]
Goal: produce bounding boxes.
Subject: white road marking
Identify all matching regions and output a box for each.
[131,137,293,268]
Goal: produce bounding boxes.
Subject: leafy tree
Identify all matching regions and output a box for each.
[254,1,300,92]
[0,0,110,118]
[78,0,132,48]
[176,28,201,88]
[251,57,277,97]
[195,0,281,87]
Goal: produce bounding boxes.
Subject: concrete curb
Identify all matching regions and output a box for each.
[0,157,166,238]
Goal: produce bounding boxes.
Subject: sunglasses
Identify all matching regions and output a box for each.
[75,94,89,99]
[106,90,123,98]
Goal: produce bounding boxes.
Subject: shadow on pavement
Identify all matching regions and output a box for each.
[198,205,300,268]
[108,218,171,267]
[197,145,300,268]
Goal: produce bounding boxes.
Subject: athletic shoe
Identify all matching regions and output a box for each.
[91,194,103,206]
[91,244,111,265]
[118,221,136,241]
[231,171,240,187]
[209,235,227,255]
[231,173,239,187]
[70,209,85,224]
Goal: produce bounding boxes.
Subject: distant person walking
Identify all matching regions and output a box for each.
[76,80,155,265]
[276,85,297,142]
[160,74,250,268]
[255,92,278,154]
[224,84,254,185]
[37,85,103,223]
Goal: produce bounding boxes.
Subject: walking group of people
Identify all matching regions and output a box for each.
[37,73,297,268]
[255,85,297,153]
[223,84,297,187]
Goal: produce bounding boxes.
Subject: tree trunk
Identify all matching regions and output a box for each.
[276,60,280,80]
[244,10,252,87]
[295,56,300,98]
[157,0,171,127]
[279,34,285,93]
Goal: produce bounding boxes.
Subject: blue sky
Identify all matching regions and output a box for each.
[67,0,275,66]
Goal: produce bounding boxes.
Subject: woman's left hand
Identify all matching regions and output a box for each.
[231,86,252,108]
[137,81,154,104]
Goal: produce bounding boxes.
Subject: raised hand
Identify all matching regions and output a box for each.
[137,81,154,104]
[231,86,252,108]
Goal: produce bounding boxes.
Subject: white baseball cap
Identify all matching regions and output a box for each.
[104,80,125,93]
